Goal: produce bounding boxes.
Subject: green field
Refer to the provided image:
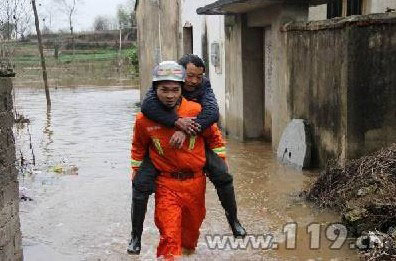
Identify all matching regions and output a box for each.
[12,43,139,88]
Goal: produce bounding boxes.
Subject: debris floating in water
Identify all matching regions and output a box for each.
[50,164,79,175]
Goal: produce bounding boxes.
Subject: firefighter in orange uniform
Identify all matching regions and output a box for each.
[131,61,226,258]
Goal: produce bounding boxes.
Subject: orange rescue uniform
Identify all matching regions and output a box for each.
[131,98,225,258]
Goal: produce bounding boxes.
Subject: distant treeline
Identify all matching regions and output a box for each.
[22,29,137,50]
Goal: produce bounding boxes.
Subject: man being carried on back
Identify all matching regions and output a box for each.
[128,54,246,254]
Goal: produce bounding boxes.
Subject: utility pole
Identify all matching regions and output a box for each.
[118,24,122,69]
[31,0,51,108]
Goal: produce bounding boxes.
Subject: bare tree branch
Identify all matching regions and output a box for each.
[52,0,83,54]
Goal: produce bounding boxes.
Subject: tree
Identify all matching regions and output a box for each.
[116,2,135,30]
[0,0,32,40]
[52,0,83,54]
[0,22,16,40]
[93,16,110,31]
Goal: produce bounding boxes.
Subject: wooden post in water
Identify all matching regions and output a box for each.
[31,0,51,108]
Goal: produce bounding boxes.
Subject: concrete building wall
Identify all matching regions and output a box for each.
[346,15,396,158]
[263,27,273,139]
[135,0,181,100]
[0,78,23,260]
[225,15,244,140]
[282,24,348,166]
[225,4,308,141]
[241,18,264,139]
[225,14,265,140]
[281,12,396,166]
[272,4,310,151]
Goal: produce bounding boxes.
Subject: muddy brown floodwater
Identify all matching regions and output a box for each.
[13,86,360,260]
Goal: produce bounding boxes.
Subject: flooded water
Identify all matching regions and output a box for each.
[14,87,360,260]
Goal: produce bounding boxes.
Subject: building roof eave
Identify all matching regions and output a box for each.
[197,0,331,15]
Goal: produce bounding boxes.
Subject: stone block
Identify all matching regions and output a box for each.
[0,77,22,259]
[277,119,312,169]
[0,78,13,113]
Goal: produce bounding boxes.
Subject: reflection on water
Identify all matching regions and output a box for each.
[14,87,359,260]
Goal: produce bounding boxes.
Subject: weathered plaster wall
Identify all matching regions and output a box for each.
[226,3,309,141]
[270,3,309,151]
[225,15,244,140]
[346,17,396,158]
[225,14,265,140]
[282,13,396,166]
[241,19,264,139]
[282,25,348,166]
[0,78,23,260]
[136,0,180,100]
[263,27,273,140]
[366,0,396,14]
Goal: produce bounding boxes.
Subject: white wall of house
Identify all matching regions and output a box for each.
[181,0,227,128]
[205,15,226,127]
[181,0,205,58]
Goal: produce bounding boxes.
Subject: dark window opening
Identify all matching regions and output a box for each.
[347,0,362,15]
[183,27,193,55]
[327,0,343,19]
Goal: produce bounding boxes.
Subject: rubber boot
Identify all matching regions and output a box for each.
[127,192,149,255]
[216,184,247,238]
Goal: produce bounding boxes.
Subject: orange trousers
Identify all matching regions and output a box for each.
[154,174,206,259]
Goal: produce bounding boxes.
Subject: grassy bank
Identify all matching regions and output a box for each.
[12,43,139,88]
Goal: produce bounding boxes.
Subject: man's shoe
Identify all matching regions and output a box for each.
[127,236,141,255]
[226,214,247,238]
[216,184,247,238]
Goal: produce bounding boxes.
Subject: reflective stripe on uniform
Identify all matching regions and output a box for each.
[131,159,142,168]
[212,146,226,155]
[152,138,164,155]
[188,136,196,150]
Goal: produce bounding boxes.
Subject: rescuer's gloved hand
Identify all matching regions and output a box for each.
[129,170,137,181]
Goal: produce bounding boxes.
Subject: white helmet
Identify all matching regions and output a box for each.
[152,61,185,83]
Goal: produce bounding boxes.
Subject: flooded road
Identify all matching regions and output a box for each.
[14,87,360,260]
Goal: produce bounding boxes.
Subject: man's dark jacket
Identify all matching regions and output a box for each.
[141,77,219,131]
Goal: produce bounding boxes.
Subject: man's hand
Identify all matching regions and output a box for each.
[129,170,137,181]
[175,117,201,135]
[169,131,186,149]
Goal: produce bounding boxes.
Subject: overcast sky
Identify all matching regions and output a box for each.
[42,0,134,32]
